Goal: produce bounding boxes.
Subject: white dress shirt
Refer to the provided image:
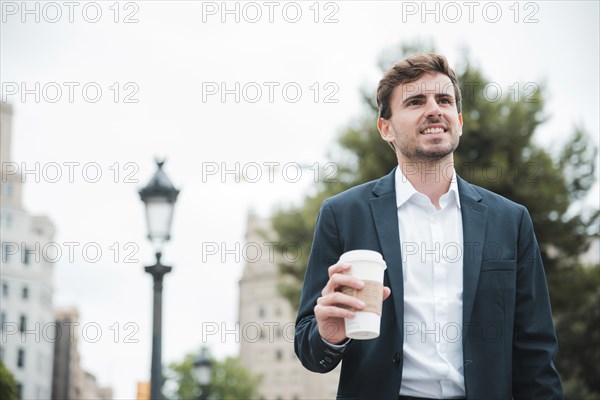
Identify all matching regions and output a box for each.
[396,167,466,398]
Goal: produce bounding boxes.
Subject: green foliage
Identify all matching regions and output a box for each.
[164,353,260,400]
[272,42,599,397]
[549,263,600,398]
[0,361,18,400]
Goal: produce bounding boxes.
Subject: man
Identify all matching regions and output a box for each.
[294,53,563,399]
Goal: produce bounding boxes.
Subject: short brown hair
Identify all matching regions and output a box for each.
[376,53,462,119]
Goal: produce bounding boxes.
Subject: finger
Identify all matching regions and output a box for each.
[318,292,365,310]
[321,273,364,296]
[328,262,351,278]
[314,303,356,320]
[383,286,392,300]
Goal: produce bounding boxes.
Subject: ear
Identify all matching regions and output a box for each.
[458,113,463,136]
[378,118,395,144]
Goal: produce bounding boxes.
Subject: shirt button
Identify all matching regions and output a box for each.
[393,352,401,366]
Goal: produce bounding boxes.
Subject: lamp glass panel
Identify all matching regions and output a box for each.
[144,197,173,244]
[194,364,211,386]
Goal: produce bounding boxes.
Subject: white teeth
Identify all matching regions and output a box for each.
[422,127,445,134]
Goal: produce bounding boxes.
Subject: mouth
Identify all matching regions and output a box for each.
[420,125,448,134]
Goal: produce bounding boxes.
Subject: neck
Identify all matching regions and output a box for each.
[397,155,454,209]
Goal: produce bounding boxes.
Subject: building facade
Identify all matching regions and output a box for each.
[238,213,340,400]
[50,307,113,400]
[1,102,56,399]
[51,308,83,400]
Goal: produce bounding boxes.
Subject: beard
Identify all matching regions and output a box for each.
[392,121,460,163]
[413,137,459,161]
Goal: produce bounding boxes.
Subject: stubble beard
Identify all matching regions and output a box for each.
[414,137,458,162]
[393,128,459,165]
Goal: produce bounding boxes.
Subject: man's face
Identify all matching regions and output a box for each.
[378,72,463,164]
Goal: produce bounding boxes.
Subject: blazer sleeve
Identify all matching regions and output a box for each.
[512,207,563,399]
[294,200,349,373]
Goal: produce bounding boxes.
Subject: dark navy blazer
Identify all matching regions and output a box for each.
[295,167,563,399]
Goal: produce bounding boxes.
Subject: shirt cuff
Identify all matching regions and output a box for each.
[321,336,351,349]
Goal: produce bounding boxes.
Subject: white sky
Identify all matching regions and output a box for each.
[1,1,599,398]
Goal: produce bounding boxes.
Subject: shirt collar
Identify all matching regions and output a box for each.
[394,167,461,209]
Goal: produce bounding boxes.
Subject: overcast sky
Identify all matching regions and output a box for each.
[2,1,599,398]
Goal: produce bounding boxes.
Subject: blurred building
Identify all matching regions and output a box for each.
[51,308,83,400]
[82,371,113,400]
[51,307,113,400]
[0,103,111,400]
[238,212,340,400]
[0,102,56,399]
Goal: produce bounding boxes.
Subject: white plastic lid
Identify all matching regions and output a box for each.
[339,249,386,268]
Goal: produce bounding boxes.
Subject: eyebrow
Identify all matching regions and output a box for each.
[402,93,455,104]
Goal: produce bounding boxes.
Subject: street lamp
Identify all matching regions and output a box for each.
[139,159,180,400]
[193,347,213,400]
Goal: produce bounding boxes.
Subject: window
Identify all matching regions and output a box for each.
[275,349,283,361]
[17,348,25,368]
[22,286,28,300]
[0,311,5,331]
[16,382,22,400]
[1,282,7,297]
[19,314,26,332]
[258,306,266,318]
[0,346,4,361]
[22,248,29,265]
[1,243,9,263]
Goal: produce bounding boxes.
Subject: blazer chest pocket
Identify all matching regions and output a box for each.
[481,260,516,272]
[478,260,517,292]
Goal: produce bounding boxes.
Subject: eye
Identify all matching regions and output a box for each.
[408,99,422,106]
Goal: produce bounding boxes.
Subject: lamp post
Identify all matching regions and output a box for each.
[193,347,213,400]
[139,159,180,400]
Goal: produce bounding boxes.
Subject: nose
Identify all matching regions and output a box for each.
[424,97,443,118]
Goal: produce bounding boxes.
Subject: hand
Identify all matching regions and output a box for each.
[314,262,392,345]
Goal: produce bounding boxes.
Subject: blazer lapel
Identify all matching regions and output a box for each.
[457,177,488,329]
[370,168,405,334]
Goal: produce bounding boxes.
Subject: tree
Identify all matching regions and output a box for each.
[272,42,599,397]
[0,361,18,400]
[163,353,260,400]
[549,262,600,395]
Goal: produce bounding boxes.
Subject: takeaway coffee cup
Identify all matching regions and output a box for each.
[339,250,387,340]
